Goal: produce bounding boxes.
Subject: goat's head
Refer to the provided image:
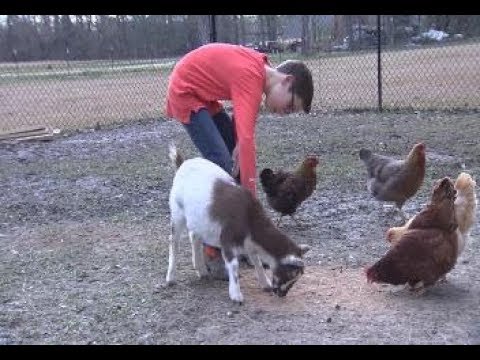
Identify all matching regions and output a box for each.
[272,244,310,297]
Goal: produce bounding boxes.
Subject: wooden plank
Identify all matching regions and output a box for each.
[0,128,51,141]
[0,125,48,137]
[0,125,60,143]
[13,133,56,142]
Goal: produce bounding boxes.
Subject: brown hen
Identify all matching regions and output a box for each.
[366,177,458,293]
[359,143,426,220]
[260,155,319,226]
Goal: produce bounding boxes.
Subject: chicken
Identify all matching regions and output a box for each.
[387,172,477,257]
[453,172,477,254]
[359,143,426,220]
[260,155,319,226]
[365,177,458,294]
[385,218,413,246]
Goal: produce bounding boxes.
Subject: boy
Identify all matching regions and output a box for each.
[166,43,314,279]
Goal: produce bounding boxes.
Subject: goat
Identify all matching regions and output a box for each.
[166,144,310,303]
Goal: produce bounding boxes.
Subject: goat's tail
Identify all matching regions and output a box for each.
[168,143,184,170]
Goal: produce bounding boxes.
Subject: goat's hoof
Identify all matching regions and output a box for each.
[165,279,176,287]
[230,295,244,304]
[261,281,273,292]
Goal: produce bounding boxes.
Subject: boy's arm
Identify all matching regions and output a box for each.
[231,89,262,197]
[231,144,240,180]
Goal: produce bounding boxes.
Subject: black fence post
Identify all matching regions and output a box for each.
[210,15,217,43]
[110,46,114,70]
[377,15,383,112]
[12,49,19,76]
[66,46,71,76]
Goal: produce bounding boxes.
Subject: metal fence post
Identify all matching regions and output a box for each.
[377,15,383,112]
[66,46,71,76]
[210,15,217,43]
[110,46,114,70]
[12,49,19,76]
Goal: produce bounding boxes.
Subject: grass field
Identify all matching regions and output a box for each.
[0,58,178,78]
[0,42,479,132]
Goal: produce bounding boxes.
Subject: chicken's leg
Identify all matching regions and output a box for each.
[385,202,407,222]
[437,275,448,283]
[276,215,284,227]
[408,281,426,296]
[395,205,407,222]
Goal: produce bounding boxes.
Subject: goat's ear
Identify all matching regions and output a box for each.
[281,256,304,269]
[299,244,310,256]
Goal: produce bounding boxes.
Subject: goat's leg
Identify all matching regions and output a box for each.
[251,253,272,291]
[189,231,208,279]
[222,249,243,304]
[166,223,181,285]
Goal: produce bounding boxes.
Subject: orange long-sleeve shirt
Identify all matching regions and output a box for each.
[166,43,269,196]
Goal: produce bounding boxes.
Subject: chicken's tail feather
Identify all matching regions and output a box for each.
[359,148,372,161]
[260,168,277,196]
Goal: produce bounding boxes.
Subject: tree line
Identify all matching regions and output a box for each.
[1,15,478,63]
[0,15,287,62]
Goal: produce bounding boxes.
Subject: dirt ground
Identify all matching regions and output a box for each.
[1,110,480,345]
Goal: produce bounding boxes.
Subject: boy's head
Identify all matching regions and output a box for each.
[265,60,313,115]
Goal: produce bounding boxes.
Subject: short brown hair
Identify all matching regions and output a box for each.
[276,60,314,113]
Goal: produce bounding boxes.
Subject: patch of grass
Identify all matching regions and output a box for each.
[0,66,173,86]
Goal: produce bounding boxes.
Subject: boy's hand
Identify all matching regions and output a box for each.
[231,144,240,180]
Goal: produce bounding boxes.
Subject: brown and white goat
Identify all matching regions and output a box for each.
[166,144,310,303]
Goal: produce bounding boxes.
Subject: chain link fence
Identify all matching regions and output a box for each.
[1,15,479,133]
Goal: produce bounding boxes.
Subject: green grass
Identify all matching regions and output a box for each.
[0,60,176,86]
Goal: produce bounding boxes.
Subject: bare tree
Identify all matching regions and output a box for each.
[239,15,246,44]
[233,15,240,44]
[301,15,311,55]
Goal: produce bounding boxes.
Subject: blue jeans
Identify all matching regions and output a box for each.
[183,108,236,175]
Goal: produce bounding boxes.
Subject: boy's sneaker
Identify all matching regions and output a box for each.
[203,245,228,281]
